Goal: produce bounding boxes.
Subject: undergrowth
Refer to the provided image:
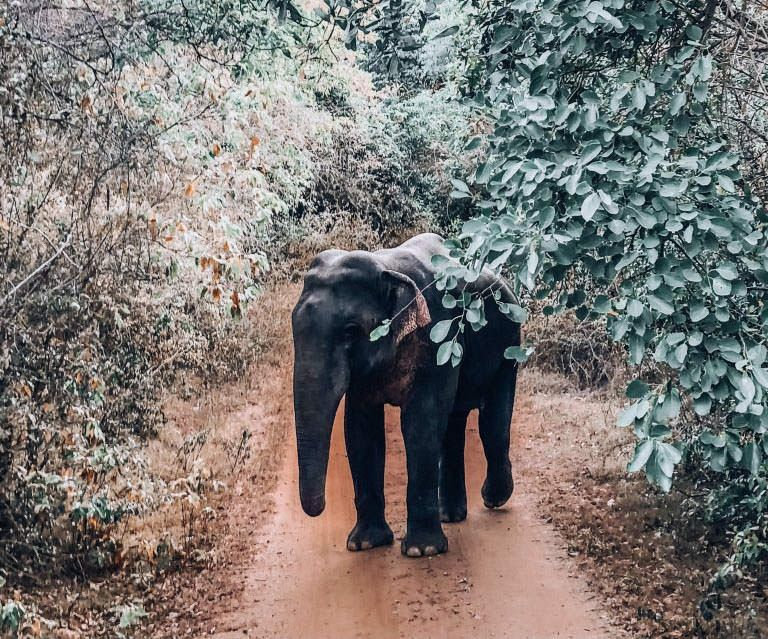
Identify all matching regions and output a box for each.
[0,1,472,635]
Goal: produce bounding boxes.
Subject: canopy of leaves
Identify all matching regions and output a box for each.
[447,0,768,491]
[348,0,768,576]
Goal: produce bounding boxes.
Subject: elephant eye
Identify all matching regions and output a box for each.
[344,323,362,341]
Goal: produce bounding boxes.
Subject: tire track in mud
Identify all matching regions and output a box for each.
[210,398,618,639]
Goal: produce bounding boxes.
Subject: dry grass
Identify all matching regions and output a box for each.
[138,282,300,637]
[14,282,301,637]
[526,311,629,391]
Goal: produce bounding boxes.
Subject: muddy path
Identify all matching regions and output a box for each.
[208,395,618,638]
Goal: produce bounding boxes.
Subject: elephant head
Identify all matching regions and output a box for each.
[290,251,431,517]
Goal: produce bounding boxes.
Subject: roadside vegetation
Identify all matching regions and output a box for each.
[0,1,471,634]
[1,0,766,637]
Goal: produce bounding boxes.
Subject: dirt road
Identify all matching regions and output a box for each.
[209,398,616,639]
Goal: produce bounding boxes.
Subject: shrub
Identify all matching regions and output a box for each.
[0,0,468,591]
[340,0,768,585]
[439,0,768,578]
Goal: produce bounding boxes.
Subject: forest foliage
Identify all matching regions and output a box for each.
[0,0,470,632]
[337,0,768,586]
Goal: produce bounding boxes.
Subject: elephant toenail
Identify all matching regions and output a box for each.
[406,546,422,557]
[347,541,358,551]
[361,540,371,550]
[424,545,437,555]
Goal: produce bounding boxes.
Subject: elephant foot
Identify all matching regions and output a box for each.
[440,500,467,523]
[346,520,394,552]
[401,527,448,557]
[482,467,514,509]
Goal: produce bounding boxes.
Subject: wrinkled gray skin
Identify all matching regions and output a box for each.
[291,233,520,557]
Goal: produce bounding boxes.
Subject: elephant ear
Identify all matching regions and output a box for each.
[382,270,431,345]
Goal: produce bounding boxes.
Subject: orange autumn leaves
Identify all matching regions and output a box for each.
[197,254,253,313]
[144,133,266,315]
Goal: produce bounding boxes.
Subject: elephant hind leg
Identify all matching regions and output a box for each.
[439,410,469,523]
[479,359,518,509]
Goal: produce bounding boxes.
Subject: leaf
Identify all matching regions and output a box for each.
[618,402,638,427]
[430,319,455,343]
[369,321,391,341]
[718,174,735,192]
[656,442,682,476]
[712,277,732,296]
[627,299,643,318]
[434,25,459,39]
[647,294,674,315]
[645,450,673,492]
[527,249,539,279]
[437,341,453,365]
[716,263,738,281]
[629,333,645,365]
[466,308,482,323]
[656,390,681,422]
[450,179,471,194]
[693,394,712,416]
[616,251,639,271]
[694,55,713,81]
[686,24,703,41]
[669,92,686,116]
[741,442,763,475]
[627,440,654,472]
[580,192,601,221]
[626,379,649,399]
[739,374,756,406]
[501,303,528,323]
[689,303,709,322]
[753,366,768,390]
[504,346,533,363]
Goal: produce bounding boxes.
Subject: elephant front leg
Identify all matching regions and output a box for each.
[344,395,393,551]
[400,396,449,557]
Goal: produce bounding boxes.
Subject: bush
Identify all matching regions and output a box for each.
[438,0,768,582]
[0,0,470,595]
[336,0,768,592]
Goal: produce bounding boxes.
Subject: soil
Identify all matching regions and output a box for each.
[148,283,621,639]
[145,283,767,639]
[207,401,618,639]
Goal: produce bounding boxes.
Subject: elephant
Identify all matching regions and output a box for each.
[291,233,521,557]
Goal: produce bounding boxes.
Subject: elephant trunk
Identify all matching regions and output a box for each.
[293,352,348,517]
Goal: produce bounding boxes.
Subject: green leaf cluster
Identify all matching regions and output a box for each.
[445,0,768,490]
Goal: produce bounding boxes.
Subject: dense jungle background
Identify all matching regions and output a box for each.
[1,0,767,637]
